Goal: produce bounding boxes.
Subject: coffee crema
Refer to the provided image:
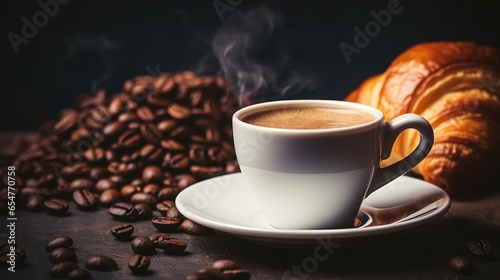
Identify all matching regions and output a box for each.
[242,107,375,129]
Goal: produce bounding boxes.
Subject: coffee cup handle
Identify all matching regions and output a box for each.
[365,113,434,197]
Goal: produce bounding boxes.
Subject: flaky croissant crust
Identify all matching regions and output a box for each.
[346,42,500,195]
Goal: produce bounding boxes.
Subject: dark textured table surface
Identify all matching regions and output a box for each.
[1,133,500,279]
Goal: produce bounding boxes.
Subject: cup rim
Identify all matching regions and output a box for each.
[233,99,384,134]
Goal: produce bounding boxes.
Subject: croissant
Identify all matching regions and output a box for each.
[346,42,500,196]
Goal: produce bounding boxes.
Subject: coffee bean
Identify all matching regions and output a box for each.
[49,247,77,263]
[190,165,224,180]
[53,112,77,135]
[50,261,79,278]
[222,269,252,280]
[86,255,118,271]
[103,121,126,139]
[141,123,162,143]
[83,147,105,162]
[128,254,151,274]
[99,189,122,207]
[467,239,493,257]
[0,248,26,267]
[95,179,116,193]
[89,167,109,181]
[143,183,161,196]
[152,216,181,232]
[185,269,226,280]
[181,219,214,236]
[26,194,45,212]
[166,205,185,221]
[111,224,134,240]
[160,139,185,152]
[118,112,139,123]
[149,233,173,248]
[157,187,180,201]
[158,238,187,254]
[131,236,157,255]
[108,202,136,220]
[167,103,191,120]
[448,256,474,275]
[136,106,155,122]
[44,198,69,215]
[73,189,98,210]
[67,268,92,280]
[170,125,191,141]
[130,193,158,208]
[168,154,190,171]
[46,236,73,252]
[210,259,241,272]
[174,174,197,189]
[134,203,153,220]
[157,119,177,134]
[142,166,162,183]
[156,200,175,215]
[121,185,141,200]
[118,130,142,149]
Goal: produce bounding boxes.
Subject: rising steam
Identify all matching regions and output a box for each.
[212,6,322,100]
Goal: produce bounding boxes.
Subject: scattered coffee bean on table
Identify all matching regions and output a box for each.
[50,261,79,278]
[131,236,157,255]
[49,247,78,263]
[73,189,98,210]
[111,224,134,240]
[158,238,187,254]
[46,236,74,252]
[67,268,92,280]
[181,219,215,236]
[108,202,137,221]
[448,256,474,275]
[44,198,70,215]
[467,239,493,257]
[134,203,153,220]
[128,254,151,274]
[149,233,173,248]
[85,255,118,271]
[152,216,181,232]
[186,259,251,280]
[210,259,241,272]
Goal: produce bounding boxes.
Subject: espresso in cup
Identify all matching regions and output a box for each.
[242,107,375,129]
[233,100,434,229]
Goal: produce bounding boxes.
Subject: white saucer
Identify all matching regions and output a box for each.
[176,173,451,248]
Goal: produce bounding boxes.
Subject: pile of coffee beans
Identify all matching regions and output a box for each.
[1,72,250,220]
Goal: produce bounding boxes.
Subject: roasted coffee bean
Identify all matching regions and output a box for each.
[190,165,224,180]
[152,217,181,232]
[44,198,69,215]
[50,261,79,278]
[158,238,187,254]
[174,174,197,189]
[118,130,142,149]
[121,185,141,200]
[142,166,162,183]
[448,256,474,275]
[167,103,191,120]
[84,147,105,162]
[222,269,251,280]
[0,248,26,267]
[67,268,92,280]
[128,254,151,274]
[111,224,134,240]
[103,121,126,138]
[70,178,94,191]
[143,183,161,196]
[185,269,226,280]
[156,200,175,215]
[166,205,185,221]
[136,106,155,122]
[118,112,139,123]
[54,112,77,135]
[157,187,180,201]
[134,203,153,220]
[85,255,118,271]
[130,193,158,208]
[168,154,190,170]
[170,125,191,140]
[109,175,125,187]
[95,179,115,193]
[160,139,185,151]
[189,145,208,165]
[49,248,77,263]
[108,202,136,220]
[467,239,493,257]
[210,259,241,272]
[73,189,98,210]
[89,167,109,181]
[131,236,157,255]
[141,123,162,143]
[149,233,173,248]
[46,236,73,252]
[157,119,177,134]
[99,189,122,207]
[181,219,214,236]
[26,194,45,212]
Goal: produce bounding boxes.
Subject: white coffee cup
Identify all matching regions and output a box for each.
[232,100,434,229]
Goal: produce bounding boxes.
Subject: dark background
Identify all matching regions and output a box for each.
[1,0,500,131]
